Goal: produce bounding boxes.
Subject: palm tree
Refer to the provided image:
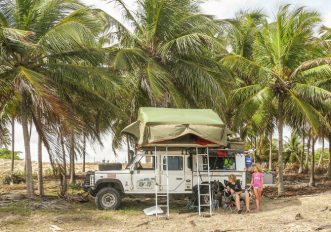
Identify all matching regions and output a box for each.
[284,132,301,169]
[298,123,306,174]
[37,134,44,197]
[317,136,325,169]
[309,135,317,186]
[319,26,331,179]
[328,135,331,179]
[108,0,232,149]
[223,5,331,195]
[220,10,265,60]
[220,10,279,170]
[0,0,119,197]
[82,134,86,173]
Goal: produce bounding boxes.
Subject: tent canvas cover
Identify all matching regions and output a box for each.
[122,107,229,147]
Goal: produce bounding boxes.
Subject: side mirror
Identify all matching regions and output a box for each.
[128,150,134,162]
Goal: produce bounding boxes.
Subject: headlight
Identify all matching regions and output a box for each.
[90,174,95,186]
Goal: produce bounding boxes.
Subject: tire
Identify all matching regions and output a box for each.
[192,184,210,206]
[98,163,122,171]
[95,187,121,210]
[200,185,210,205]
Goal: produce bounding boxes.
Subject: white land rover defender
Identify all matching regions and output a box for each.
[83,149,248,209]
[83,108,250,210]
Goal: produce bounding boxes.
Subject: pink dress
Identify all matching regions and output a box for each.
[252,172,264,188]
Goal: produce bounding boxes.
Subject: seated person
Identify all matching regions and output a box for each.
[226,174,250,213]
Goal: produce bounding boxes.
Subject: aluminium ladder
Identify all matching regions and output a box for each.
[196,147,213,216]
[154,146,170,218]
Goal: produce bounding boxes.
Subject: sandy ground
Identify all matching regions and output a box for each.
[1,158,331,232]
[0,187,331,232]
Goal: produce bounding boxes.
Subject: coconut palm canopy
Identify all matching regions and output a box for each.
[108,0,233,150]
[0,0,331,197]
[222,5,331,194]
[0,0,123,196]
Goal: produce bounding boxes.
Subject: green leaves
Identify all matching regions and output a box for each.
[288,91,328,133]
[0,0,124,164]
[223,5,331,136]
[1,0,331,161]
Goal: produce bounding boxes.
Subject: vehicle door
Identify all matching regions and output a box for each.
[130,155,156,193]
[161,155,186,193]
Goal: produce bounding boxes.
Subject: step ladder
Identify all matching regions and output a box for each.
[154,146,169,218]
[196,147,212,216]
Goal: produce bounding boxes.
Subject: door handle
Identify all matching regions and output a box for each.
[176,178,183,180]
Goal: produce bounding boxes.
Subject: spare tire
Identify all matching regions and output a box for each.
[98,163,122,171]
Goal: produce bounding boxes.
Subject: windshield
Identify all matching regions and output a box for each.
[126,154,143,169]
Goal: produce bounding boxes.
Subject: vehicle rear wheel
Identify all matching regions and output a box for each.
[95,187,121,210]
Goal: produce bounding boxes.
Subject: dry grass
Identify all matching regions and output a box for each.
[0,191,330,232]
[1,158,331,232]
[0,159,99,176]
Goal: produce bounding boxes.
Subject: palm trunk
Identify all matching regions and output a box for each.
[49,152,56,176]
[305,132,311,171]
[317,137,324,169]
[60,134,67,195]
[28,121,33,143]
[37,135,44,197]
[127,136,131,163]
[309,136,316,186]
[11,116,15,172]
[298,128,304,174]
[254,136,257,163]
[82,134,86,173]
[69,133,76,184]
[327,135,331,179]
[277,97,284,196]
[21,105,34,198]
[269,132,272,171]
[249,136,253,149]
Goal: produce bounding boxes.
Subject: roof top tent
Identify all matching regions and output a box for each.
[122,107,234,148]
[122,107,245,217]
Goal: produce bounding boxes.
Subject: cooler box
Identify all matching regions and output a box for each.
[263,173,273,184]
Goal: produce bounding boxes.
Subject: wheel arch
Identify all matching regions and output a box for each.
[94,179,124,195]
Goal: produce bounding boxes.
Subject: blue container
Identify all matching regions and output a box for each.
[245,156,252,168]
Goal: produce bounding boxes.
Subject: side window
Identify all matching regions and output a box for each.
[163,156,183,170]
[187,155,192,170]
[203,156,236,170]
[136,155,156,170]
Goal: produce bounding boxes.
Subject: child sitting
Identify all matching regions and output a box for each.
[226,174,250,213]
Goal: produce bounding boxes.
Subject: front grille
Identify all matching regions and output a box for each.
[83,171,94,191]
[84,175,90,186]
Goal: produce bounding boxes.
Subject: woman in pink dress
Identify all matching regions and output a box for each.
[250,164,264,211]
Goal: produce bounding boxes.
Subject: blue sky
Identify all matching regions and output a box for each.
[10,0,331,162]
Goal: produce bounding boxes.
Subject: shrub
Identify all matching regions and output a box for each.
[2,172,26,184]
[0,148,22,160]
[69,182,83,191]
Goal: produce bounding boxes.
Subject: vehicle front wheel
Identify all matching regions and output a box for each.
[95,187,121,210]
